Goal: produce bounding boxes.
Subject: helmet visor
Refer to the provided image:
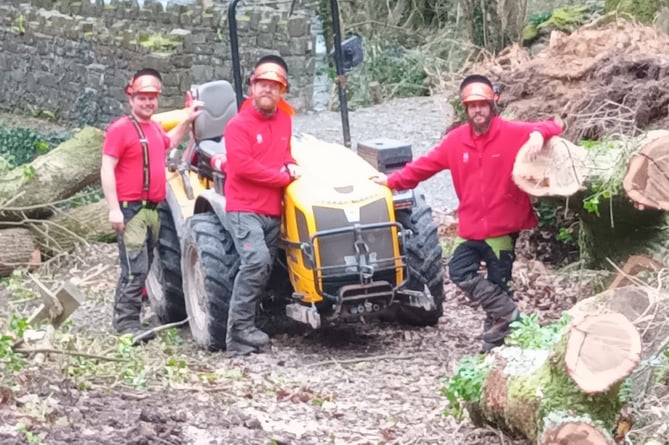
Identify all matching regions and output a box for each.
[128,75,162,95]
[252,62,288,89]
[461,82,494,104]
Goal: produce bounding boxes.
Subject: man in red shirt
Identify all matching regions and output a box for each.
[101,68,201,342]
[374,75,563,352]
[221,55,300,356]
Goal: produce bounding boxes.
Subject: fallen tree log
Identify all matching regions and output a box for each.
[0,227,39,276]
[0,126,104,220]
[464,312,641,444]
[513,131,669,267]
[29,199,114,256]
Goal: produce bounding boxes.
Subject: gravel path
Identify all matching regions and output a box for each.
[293,96,459,211]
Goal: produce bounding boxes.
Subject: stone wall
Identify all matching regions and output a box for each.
[0,0,315,127]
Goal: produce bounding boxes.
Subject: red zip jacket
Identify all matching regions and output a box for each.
[388,116,563,240]
[224,104,295,217]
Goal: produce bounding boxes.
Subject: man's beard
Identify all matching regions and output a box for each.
[469,114,493,135]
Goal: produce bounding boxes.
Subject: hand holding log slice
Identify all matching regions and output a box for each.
[512,136,588,197]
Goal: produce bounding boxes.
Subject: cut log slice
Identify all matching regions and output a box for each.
[565,312,641,394]
[622,133,669,210]
[512,136,588,197]
[541,421,612,445]
[0,228,37,277]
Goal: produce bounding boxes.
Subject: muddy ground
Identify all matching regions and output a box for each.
[0,99,637,445]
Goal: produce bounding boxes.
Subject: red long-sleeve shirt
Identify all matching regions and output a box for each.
[223,105,295,216]
[388,116,563,240]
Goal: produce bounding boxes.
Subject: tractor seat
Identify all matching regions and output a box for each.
[190,80,237,176]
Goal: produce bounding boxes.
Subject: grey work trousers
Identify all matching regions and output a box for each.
[223,212,281,343]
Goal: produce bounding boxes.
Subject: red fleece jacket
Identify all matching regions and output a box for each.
[388,116,563,240]
[223,105,295,217]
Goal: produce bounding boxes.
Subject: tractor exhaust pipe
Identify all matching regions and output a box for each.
[228,0,244,109]
[329,0,352,148]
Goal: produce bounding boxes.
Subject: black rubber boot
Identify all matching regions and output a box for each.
[482,307,521,344]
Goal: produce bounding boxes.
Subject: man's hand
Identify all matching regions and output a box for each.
[370,173,388,186]
[186,99,205,123]
[523,131,545,162]
[284,163,302,180]
[109,209,124,233]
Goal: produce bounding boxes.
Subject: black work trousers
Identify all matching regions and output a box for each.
[448,234,518,331]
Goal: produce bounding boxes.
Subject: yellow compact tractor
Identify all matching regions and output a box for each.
[146,0,444,351]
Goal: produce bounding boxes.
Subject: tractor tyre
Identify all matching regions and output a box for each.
[394,199,445,326]
[181,213,239,351]
[146,202,187,323]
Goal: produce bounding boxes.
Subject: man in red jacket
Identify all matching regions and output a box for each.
[374,74,563,352]
[222,55,301,356]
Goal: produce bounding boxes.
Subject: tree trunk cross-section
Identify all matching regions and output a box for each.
[0,228,37,276]
[623,133,669,211]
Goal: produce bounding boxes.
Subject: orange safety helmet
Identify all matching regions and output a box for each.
[125,68,162,96]
[460,82,495,104]
[249,55,289,91]
[459,74,498,105]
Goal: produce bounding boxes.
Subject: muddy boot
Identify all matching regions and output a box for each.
[479,314,503,353]
[225,342,258,358]
[226,260,272,355]
[482,307,521,345]
[113,278,156,345]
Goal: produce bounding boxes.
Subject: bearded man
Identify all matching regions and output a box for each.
[373,74,563,352]
[218,55,301,356]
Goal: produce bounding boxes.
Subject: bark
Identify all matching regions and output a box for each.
[30,199,114,256]
[459,0,527,52]
[467,312,641,445]
[0,228,38,276]
[0,126,104,220]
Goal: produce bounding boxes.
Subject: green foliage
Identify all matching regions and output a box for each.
[56,185,104,210]
[536,6,592,33]
[0,316,29,377]
[506,313,570,350]
[115,335,148,388]
[579,138,628,217]
[26,105,58,122]
[15,423,42,444]
[618,377,632,403]
[533,200,578,248]
[606,0,669,23]
[12,13,25,35]
[138,33,182,53]
[1,269,38,301]
[440,355,491,418]
[0,127,70,167]
[345,40,428,109]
